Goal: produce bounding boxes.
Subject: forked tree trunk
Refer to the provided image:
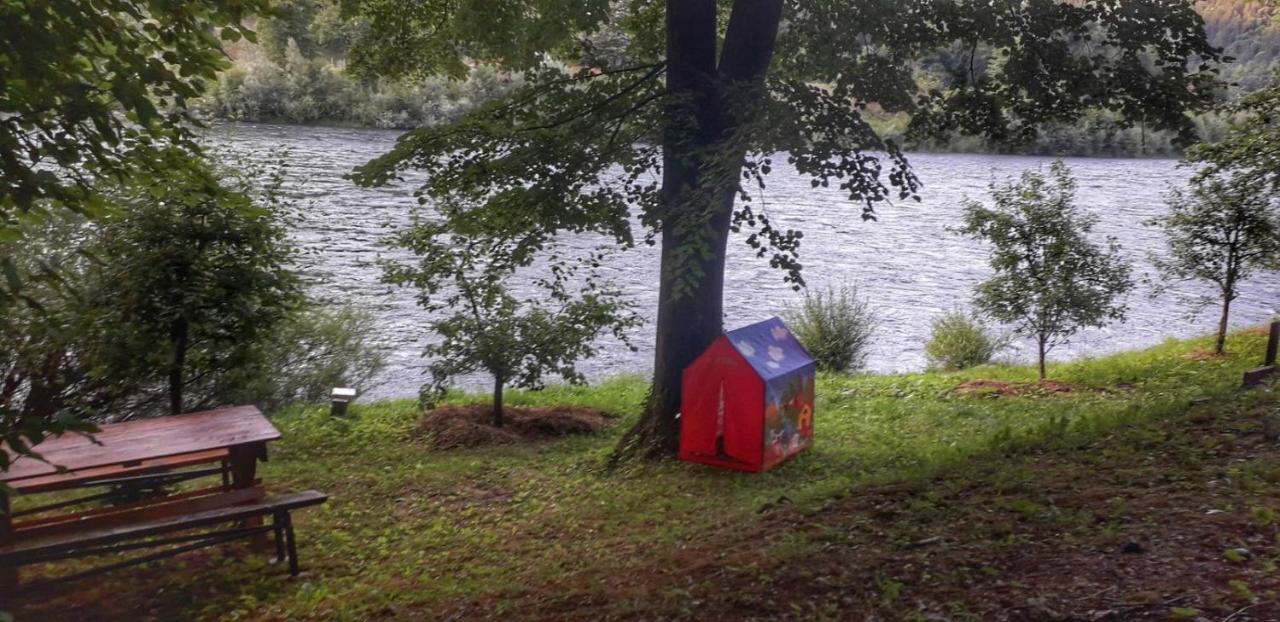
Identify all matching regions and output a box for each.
[613,0,784,462]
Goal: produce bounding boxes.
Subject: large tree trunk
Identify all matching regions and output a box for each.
[613,0,784,462]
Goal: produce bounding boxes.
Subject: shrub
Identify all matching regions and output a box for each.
[217,305,386,412]
[0,150,385,423]
[786,286,876,373]
[924,310,1004,371]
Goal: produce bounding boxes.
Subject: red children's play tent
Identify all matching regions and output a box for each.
[679,317,816,472]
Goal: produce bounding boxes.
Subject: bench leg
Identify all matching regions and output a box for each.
[283,512,299,577]
[228,444,271,552]
[273,512,287,563]
[0,491,14,593]
[0,567,16,594]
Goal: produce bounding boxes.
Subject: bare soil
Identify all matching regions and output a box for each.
[953,378,1075,397]
[412,404,616,449]
[1184,347,1232,362]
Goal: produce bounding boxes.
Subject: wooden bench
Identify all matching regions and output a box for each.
[0,406,327,594]
[0,490,326,591]
[1243,320,1279,388]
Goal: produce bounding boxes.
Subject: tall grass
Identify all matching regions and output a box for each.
[785,285,876,372]
[924,309,1006,370]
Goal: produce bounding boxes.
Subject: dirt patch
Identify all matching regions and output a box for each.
[954,378,1075,397]
[413,404,616,449]
[1242,325,1276,338]
[1184,347,1230,361]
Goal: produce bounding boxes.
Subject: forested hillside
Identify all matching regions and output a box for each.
[885,0,1280,156]
[200,0,1280,156]
[1201,0,1280,94]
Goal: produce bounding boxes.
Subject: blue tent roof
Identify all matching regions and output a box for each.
[725,317,815,381]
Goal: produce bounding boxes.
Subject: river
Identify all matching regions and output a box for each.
[207,123,1280,400]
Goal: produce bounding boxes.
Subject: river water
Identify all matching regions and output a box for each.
[207,123,1280,400]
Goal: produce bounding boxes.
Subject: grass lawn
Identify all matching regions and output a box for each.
[8,328,1280,621]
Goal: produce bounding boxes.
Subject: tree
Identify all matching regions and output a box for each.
[0,215,107,469]
[0,0,272,470]
[1148,174,1280,354]
[90,152,305,415]
[957,161,1132,380]
[1189,72,1280,193]
[0,1,269,278]
[348,1,1223,459]
[1,155,382,440]
[384,213,639,427]
[258,0,365,63]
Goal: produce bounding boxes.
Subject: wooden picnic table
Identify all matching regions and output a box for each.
[2,405,280,485]
[0,406,293,591]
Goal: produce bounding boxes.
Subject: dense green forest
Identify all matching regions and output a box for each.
[200,0,1280,156]
[1202,0,1280,93]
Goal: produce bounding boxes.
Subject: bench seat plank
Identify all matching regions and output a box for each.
[0,491,327,562]
[14,485,266,541]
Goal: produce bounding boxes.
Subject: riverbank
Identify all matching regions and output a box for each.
[10,328,1278,620]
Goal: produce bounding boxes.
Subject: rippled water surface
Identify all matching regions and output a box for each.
[209,123,1280,399]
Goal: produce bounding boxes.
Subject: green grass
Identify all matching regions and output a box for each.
[11,329,1277,620]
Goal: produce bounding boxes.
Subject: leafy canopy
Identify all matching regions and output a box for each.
[0,0,270,301]
[1189,71,1280,192]
[1151,174,1280,298]
[351,1,1223,288]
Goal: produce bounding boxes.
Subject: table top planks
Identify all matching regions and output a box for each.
[1,406,280,484]
[8,448,232,494]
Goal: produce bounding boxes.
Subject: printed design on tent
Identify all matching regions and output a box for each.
[763,372,815,464]
[724,319,815,465]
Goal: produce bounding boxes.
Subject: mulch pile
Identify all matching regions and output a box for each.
[953,378,1075,397]
[413,404,616,449]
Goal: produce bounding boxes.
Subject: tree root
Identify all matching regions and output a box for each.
[608,389,679,469]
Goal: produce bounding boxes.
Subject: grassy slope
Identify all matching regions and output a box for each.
[10,329,1280,621]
